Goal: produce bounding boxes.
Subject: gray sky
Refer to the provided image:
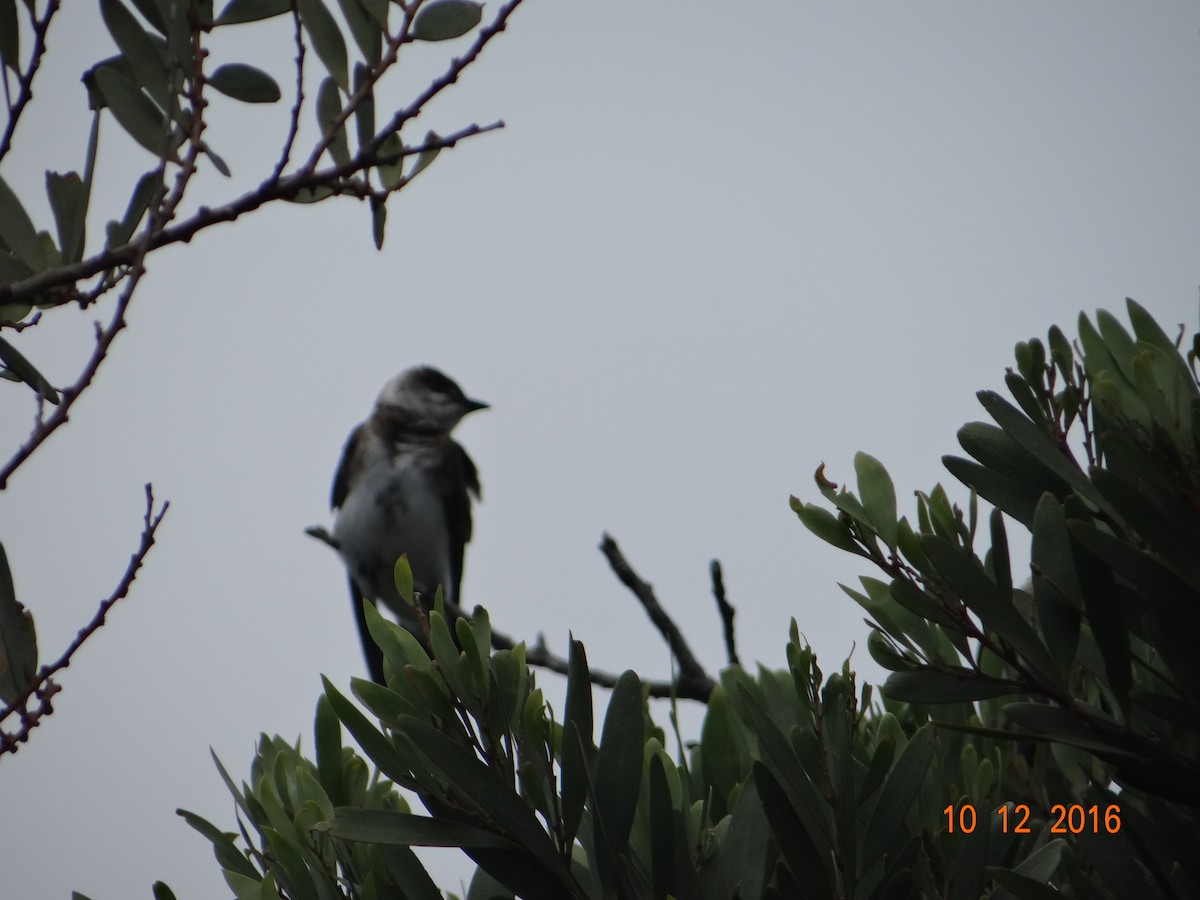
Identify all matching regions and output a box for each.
[4,1,1199,896]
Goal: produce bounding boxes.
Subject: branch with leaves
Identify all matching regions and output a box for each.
[306,525,728,701]
[0,0,526,757]
[1,0,524,481]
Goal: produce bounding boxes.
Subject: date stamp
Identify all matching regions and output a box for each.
[944,803,1122,835]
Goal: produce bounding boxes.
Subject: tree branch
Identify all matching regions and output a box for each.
[710,559,739,667]
[598,534,716,701]
[0,484,169,755]
[0,121,503,309]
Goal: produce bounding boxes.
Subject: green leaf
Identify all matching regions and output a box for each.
[593,670,644,853]
[0,542,38,705]
[1029,493,1081,671]
[127,0,168,34]
[647,754,676,900]
[867,630,916,673]
[393,555,414,605]
[209,63,281,103]
[316,76,350,167]
[856,734,895,806]
[408,130,441,179]
[336,0,381,64]
[375,132,404,188]
[1091,466,1200,584]
[45,171,88,264]
[313,694,343,806]
[215,0,290,24]
[0,0,17,74]
[734,683,832,854]
[315,807,518,848]
[1129,691,1200,736]
[322,676,416,788]
[1047,324,1073,373]
[883,669,1021,704]
[105,170,162,249]
[0,336,59,404]
[0,302,32,323]
[176,808,259,879]
[100,0,169,107]
[752,762,834,900]
[298,0,349,91]
[948,424,1066,526]
[720,774,771,900]
[411,0,482,41]
[0,174,46,271]
[921,535,1059,688]
[790,498,863,555]
[976,390,1111,514]
[370,199,386,250]
[358,0,387,29]
[888,576,962,634]
[428,610,477,714]
[560,637,593,848]
[377,845,443,900]
[94,66,173,157]
[353,63,375,151]
[352,676,423,725]
[862,723,934,867]
[0,251,33,287]
[1003,702,1135,757]
[203,143,231,177]
[993,837,1067,892]
[855,451,898,549]
[398,718,576,894]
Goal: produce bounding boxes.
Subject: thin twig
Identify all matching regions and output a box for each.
[0,485,169,754]
[0,270,139,489]
[269,5,306,182]
[0,0,61,166]
[710,559,739,666]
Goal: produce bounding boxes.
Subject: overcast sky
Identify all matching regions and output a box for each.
[4,2,1199,897]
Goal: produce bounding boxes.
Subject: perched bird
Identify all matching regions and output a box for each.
[331,366,487,682]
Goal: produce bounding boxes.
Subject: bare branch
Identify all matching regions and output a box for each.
[0,485,169,755]
[270,6,307,182]
[599,533,716,701]
[710,559,739,667]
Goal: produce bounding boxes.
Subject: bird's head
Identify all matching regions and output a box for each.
[375,366,488,431]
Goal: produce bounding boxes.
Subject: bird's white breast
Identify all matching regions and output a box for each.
[333,441,454,621]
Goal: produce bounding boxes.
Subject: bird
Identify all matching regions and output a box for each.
[330,366,487,682]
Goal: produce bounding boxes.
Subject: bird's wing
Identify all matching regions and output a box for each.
[331,423,365,510]
[430,440,480,604]
[457,442,482,501]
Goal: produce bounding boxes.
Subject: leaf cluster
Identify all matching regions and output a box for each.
[796,298,1200,897]
[185,570,1097,899]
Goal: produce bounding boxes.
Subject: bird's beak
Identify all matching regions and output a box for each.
[465,398,489,413]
